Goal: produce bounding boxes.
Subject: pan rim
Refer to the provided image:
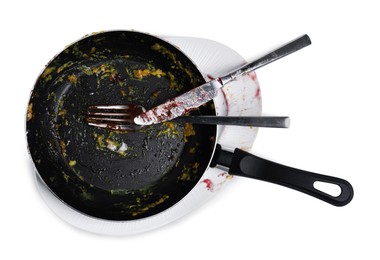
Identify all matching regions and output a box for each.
[26,30,217,220]
[30,33,261,235]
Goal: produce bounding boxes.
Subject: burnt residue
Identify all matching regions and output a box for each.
[26,31,216,220]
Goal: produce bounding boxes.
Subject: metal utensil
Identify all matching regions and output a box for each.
[86,104,290,131]
[134,34,311,126]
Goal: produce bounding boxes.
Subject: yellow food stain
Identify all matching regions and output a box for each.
[183,123,195,142]
[69,160,76,166]
[179,170,191,181]
[163,122,175,130]
[57,61,74,74]
[150,90,161,100]
[92,64,117,76]
[179,162,200,182]
[157,122,180,138]
[131,194,169,217]
[41,66,55,78]
[27,103,33,121]
[151,43,198,86]
[95,135,105,148]
[58,109,68,117]
[120,90,127,96]
[151,43,177,61]
[192,162,200,170]
[68,74,77,84]
[167,71,183,92]
[59,140,67,157]
[179,164,191,181]
[133,68,166,79]
[91,31,105,36]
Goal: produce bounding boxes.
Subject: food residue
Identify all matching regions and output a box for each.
[69,160,76,166]
[27,103,33,121]
[41,66,55,81]
[68,74,77,84]
[133,68,166,79]
[91,64,118,81]
[131,194,169,217]
[92,132,130,157]
[150,90,161,100]
[151,43,198,86]
[183,123,195,142]
[151,43,177,61]
[157,122,180,138]
[178,162,200,181]
[167,71,183,92]
[59,140,67,157]
[120,90,127,96]
[57,61,74,74]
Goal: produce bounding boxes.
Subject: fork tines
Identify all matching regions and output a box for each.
[85,104,144,131]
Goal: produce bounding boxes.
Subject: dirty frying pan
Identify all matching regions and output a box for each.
[26,31,353,221]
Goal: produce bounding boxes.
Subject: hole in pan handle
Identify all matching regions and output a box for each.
[211,145,354,206]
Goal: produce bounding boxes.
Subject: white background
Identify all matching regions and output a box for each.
[1,0,379,259]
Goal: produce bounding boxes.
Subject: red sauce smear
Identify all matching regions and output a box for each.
[220,88,229,114]
[201,179,214,191]
[255,87,261,99]
[248,72,257,81]
[207,74,215,80]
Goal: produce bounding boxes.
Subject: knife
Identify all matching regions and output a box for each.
[134,34,311,126]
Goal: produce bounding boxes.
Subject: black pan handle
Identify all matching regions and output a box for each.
[211,145,354,206]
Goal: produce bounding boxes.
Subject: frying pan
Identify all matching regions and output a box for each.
[26,31,353,221]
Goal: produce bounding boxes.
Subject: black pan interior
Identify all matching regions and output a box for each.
[27,31,216,220]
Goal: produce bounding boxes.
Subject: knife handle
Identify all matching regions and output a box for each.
[172,116,290,128]
[219,34,311,85]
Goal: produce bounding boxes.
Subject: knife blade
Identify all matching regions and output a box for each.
[134,34,311,125]
[133,80,223,125]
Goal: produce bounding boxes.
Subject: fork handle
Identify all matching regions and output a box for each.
[219,34,311,85]
[171,116,290,128]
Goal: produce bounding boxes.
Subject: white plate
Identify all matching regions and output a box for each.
[35,36,262,235]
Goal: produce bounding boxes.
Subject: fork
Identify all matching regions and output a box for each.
[85,104,290,131]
